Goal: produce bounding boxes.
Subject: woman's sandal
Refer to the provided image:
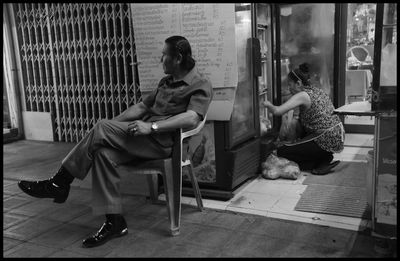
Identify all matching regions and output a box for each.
[311,160,341,175]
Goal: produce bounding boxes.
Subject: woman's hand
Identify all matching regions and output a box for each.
[262,100,273,108]
[128,120,152,136]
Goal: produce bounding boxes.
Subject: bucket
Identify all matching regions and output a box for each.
[366,150,374,210]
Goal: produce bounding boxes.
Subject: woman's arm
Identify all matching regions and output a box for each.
[263,91,311,116]
[112,101,149,122]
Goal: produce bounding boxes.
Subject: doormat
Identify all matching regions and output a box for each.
[294,184,370,219]
[302,161,368,188]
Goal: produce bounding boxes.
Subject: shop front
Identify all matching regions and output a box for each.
[4,2,396,239]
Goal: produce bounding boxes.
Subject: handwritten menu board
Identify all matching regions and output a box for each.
[131,4,238,92]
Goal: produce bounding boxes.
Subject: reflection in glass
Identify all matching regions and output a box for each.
[230,5,255,144]
[379,3,397,86]
[256,3,273,136]
[279,4,335,101]
[345,3,376,105]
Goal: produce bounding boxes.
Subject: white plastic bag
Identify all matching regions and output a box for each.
[261,154,300,180]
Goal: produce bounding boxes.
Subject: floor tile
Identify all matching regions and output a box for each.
[266,211,316,225]
[206,210,257,230]
[217,231,288,257]
[67,212,105,228]
[135,217,198,241]
[124,213,166,233]
[3,241,60,257]
[4,216,60,241]
[347,233,382,257]
[203,201,228,211]
[43,203,91,222]
[181,207,219,225]
[270,195,302,212]
[3,195,33,211]
[48,249,92,258]
[3,237,25,252]
[245,180,296,195]
[225,206,269,217]
[292,224,355,249]
[183,224,236,249]
[105,233,176,257]
[8,198,65,217]
[277,241,346,257]
[30,223,94,249]
[3,179,17,187]
[228,191,281,211]
[3,183,25,196]
[66,187,92,205]
[129,201,169,217]
[158,242,218,257]
[3,213,31,230]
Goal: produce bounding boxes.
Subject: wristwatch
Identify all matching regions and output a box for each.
[151,122,159,133]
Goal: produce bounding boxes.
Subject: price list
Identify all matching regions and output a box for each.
[131,4,237,92]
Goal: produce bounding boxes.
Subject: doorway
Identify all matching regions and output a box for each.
[343,3,377,134]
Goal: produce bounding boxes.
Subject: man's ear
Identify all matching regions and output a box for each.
[176,53,183,64]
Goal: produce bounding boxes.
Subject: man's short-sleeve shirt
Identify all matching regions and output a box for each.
[141,66,213,147]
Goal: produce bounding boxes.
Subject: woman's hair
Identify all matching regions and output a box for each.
[288,63,311,86]
[165,35,195,71]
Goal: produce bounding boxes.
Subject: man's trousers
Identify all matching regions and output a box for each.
[61,119,171,215]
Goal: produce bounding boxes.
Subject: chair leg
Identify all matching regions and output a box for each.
[162,159,181,236]
[187,163,204,211]
[146,174,159,204]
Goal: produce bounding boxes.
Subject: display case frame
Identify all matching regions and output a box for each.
[371,3,397,112]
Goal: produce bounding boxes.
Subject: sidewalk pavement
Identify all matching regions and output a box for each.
[3,140,397,257]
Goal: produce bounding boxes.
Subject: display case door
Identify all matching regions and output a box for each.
[226,3,259,149]
[272,4,338,138]
[371,3,397,111]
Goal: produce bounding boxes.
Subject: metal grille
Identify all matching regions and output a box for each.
[14,3,141,142]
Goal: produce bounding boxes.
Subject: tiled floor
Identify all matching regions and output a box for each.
[4,135,396,257]
[160,133,375,232]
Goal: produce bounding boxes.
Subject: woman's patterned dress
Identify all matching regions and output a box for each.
[299,86,345,153]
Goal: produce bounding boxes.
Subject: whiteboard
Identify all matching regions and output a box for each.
[131,4,238,92]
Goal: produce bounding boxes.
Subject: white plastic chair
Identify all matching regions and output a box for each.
[127,114,207,236]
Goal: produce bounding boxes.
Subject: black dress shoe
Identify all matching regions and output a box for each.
[82,219,128,248]
[18,179,70,203]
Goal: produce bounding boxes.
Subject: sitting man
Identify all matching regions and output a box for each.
[18,35,213,248]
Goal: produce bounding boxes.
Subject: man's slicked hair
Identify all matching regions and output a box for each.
[165,35,195,71]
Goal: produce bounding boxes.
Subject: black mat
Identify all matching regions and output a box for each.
[295,184,370,219]
[302,161,368,188]
[295,161,371,219]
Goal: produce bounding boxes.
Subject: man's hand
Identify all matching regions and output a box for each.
[128,120,152,136]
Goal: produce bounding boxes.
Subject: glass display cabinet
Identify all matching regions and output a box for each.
[182,3,260,200]
[262,4,338,145]
[370,2,397,240]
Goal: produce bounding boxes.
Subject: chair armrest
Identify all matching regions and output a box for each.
[181,114,207,140]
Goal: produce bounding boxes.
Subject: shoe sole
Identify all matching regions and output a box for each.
[82,228,128,248]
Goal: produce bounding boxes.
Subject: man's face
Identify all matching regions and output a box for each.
[161,44,179,75]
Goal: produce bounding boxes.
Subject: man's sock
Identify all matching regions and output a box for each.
[105,214,125,225]
[52,166,75,187]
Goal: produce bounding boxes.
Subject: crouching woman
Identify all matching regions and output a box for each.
[263,63,344,175]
